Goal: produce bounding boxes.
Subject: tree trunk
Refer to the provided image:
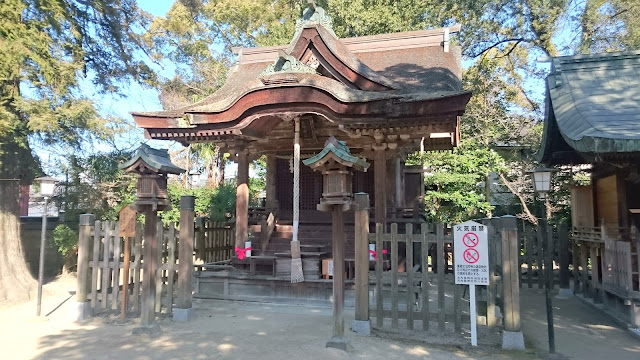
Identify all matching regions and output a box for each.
[217,150,226,186]
[0,180,36,303]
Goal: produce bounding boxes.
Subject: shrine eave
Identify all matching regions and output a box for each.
[133,89,470,141]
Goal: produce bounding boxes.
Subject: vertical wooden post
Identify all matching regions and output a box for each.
[373,147,387,227]
[195,217,204,262]
[327,205,347,350]
[353,193,371,335]
[557,223,571,298]
[436,223,445,332]
[571,236,580,294]
[265,154,278,212]
[121,235,130,320]
[72,214,94,321]
[501,216,525,349]
[140,208,158,327]
[76,214,94,303]
[235,150,249,250]
[390,223,399,328]
[175,196,195,321]
[486,220,497,328]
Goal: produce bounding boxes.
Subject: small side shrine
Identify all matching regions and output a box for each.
[119,144,184,332]
[303,136,369,349]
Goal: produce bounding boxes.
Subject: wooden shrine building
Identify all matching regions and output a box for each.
[538,51,640,325]
[132,5,471,259]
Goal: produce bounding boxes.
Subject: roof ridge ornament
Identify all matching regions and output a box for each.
[295,1,336,37]
[260,49,317,78]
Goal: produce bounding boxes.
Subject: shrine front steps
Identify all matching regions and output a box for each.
[249,223,355,257]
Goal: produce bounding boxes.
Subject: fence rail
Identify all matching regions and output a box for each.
[368,223,478,332]
[572,223,640,301]
[195,218,234,263]
[80,220,179,315]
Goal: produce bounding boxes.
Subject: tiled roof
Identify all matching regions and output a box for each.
[540,50,640,163]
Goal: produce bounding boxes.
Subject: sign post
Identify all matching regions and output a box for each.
[454,221,489,346]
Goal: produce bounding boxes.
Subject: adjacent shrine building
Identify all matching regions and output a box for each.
[132,6,471,250]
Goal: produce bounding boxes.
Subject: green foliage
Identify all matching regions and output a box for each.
[161,181,239,224]
[408,144,506,223]
[55,151,137,222]
[53,224,78,256]
[0,0,156,179]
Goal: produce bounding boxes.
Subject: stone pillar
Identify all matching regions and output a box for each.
[174,196,195,322]
[71,214,94,321]
[265,153,278,212]
[235,150,249,250]
[352,193,371,335]
[373,146,387,227]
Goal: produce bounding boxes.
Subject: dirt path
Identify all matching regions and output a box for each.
[0,275,543,360]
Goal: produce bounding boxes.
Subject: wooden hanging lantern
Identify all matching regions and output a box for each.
[120,144,185,211]
[303,136,370,211]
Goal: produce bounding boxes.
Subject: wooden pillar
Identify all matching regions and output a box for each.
[265,154,278,212]
[501,216,525,349]
[235,150,249,249]
[141,208,158,327]
[329,205,346,344]
[387,153,397,209]
[353,193,370,333]
[557,223,572,297]
[76,214,94,303]
[373,146,387,227]
[177,196,195,312]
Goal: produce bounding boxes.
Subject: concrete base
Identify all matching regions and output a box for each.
[70,301,92,321]
[502,331,525,350]
[326,336,349,351]
[495,305,503,319]
[132,324,162,336]
[556,288,573,299]
[173,307,193,322]
[351,319,371,336]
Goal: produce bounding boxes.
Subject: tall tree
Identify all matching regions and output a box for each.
[0,0,155,302]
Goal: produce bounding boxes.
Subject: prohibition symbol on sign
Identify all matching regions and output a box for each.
[462,232,479,247]
[463,248,480,264]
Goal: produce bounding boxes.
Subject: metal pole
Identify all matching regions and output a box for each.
[36,196,48,316]
[540,209,555,353]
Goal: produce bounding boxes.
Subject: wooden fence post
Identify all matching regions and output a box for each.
[352,193,371,335]
[500,216,525,350]
[557,223,572,298]
[134,208,159,334]
[175,195,195,321]
[72,214,94,321]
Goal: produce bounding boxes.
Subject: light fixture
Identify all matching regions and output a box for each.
[526,167,557,199]
[34,175,58,316]
[35,176,57,198]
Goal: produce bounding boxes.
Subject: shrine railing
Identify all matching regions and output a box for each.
[571,224,640,300]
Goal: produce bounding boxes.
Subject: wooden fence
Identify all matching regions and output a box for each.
[195,218,234,263]
[366,222,507,332]
[518,224,570,289]
[78,219,180,315]
[572,223,640,302]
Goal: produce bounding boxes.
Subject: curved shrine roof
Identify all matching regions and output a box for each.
[132,9,470,147]
[539,50,640,165]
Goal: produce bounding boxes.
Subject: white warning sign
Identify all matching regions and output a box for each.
[454,220,489,285]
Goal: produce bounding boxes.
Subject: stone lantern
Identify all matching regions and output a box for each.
[119,144,184,332]
[303,136,369,350]
[304,136,370,211]
[120,144,184,211]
